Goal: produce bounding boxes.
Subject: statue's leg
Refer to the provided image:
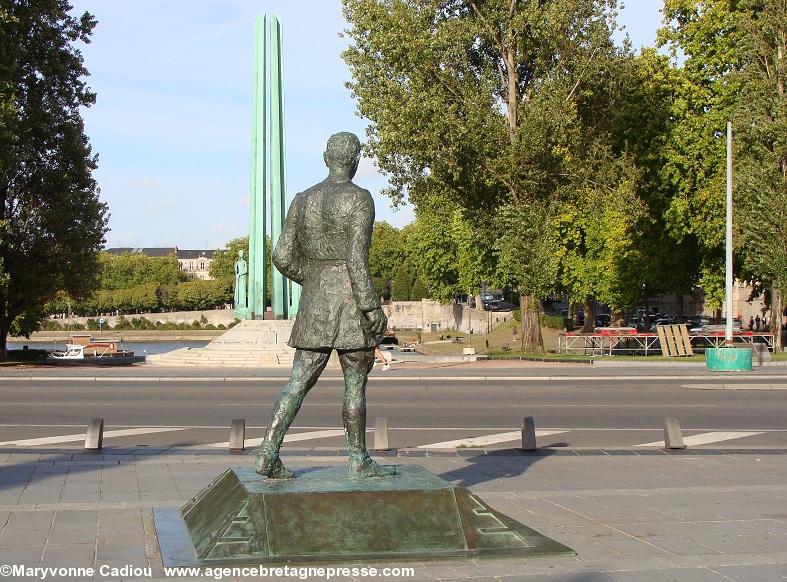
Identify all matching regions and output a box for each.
[339,348,395,479]
[255,348,330,478]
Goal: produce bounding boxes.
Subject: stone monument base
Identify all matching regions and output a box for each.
[154,465,573,566]
[146,320,306,368]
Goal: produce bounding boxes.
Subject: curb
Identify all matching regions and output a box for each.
[2,374,787,383]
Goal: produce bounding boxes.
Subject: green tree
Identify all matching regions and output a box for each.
[0,1,108,358]
[343,0,626,350]
[98,252,184,290]
[612,50,704,321]
[734,0,787,349]
[657,0,748,311]
[368,222,405,299]
[175,280,231,311]
[390,263,415,301]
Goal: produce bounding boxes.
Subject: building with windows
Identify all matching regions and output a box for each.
[105,247,216,280]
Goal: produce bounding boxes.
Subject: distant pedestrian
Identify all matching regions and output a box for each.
[749,316,754,331]
[763,315,768,330]
[755,315,761,331]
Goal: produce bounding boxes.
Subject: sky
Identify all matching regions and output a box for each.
[69,0,664,250]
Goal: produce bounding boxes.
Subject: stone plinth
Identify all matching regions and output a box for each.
[154,465,573,566]
[146,320,296,367]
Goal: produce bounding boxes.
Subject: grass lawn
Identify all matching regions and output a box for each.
[392,318,785,362]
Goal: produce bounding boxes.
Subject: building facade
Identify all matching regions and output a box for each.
[105,247,215,280]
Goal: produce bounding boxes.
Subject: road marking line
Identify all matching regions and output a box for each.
[203,429,347,449]
[0,427,184,447]
[418,430,568,449]
[510,404,716,407]
[634,431,765,448]
[683,384,787,390]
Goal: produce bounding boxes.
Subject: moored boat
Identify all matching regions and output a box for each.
[48,334,145,365]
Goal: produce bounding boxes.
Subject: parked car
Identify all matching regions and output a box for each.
[596,314,611,327]
[488,300,516,312]
[650,318,674,332]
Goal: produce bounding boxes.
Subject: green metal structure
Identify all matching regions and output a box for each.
[237,14,300,321]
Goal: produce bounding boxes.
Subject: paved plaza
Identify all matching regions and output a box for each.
[0,445,786,581]
[0,364,785,580]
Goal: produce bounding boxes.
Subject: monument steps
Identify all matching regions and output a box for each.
[147,321,296,368]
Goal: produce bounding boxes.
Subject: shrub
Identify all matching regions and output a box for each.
[539,314,566,330]
[41,320,64,331]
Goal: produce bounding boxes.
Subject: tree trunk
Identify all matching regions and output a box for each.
[0,322,7,362]
[675,292,684,320]
[519,293,544,353]
[611,307,625,327]
[772,287,784,352]
[583,298,596,333]
[569,302,580,327]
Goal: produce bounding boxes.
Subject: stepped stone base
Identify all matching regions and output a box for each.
[154,465,573,566]
[146,320,299,368]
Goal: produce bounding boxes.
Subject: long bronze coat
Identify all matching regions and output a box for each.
[272,178,381,350]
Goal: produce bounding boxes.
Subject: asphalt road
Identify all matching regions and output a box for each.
[1,368,786,450]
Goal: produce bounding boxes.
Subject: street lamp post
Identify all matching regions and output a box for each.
[725,121,734,345]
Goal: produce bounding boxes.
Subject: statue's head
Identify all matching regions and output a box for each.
[323,132,361,178]
[238,249,244,259]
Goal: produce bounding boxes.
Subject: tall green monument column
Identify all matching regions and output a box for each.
[242,14,300,320]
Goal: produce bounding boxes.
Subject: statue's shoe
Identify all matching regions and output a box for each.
[348,454,395,479]
[254,452,294,480]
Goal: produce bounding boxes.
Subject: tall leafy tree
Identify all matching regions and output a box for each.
[368,222,405,299]
[0,0,108,358]
[98,252,185,290]
[657,0,748,312]
[734,0,787,349]
[343,0,626,350]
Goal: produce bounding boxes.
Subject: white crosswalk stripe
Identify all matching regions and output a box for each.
[634,431,764,447]
[418,430,568,449]
[203,429,347,449]
[0,427,185,447]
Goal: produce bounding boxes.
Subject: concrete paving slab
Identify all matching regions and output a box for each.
[712,564,787,581]
[0,450,785,580]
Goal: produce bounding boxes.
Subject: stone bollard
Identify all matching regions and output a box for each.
[521,416,537,451]
[663,417,686,449]
[229,419,246,451]
[374,417,389,451]
[85,418,104,450]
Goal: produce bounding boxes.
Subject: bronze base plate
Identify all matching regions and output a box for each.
[154,465,573,566]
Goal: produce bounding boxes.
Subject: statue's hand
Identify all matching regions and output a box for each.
[364,308,387,343]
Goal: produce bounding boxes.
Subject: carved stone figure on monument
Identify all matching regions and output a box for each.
[233,250,248,310]
[254,132,392,480]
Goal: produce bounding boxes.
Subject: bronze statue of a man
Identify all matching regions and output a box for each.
[254,132,392,480]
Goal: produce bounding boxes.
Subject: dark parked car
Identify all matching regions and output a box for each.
[596,314,611,327]
[487,300,516,312]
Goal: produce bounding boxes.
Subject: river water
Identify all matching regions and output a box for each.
[7,341,210,355]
